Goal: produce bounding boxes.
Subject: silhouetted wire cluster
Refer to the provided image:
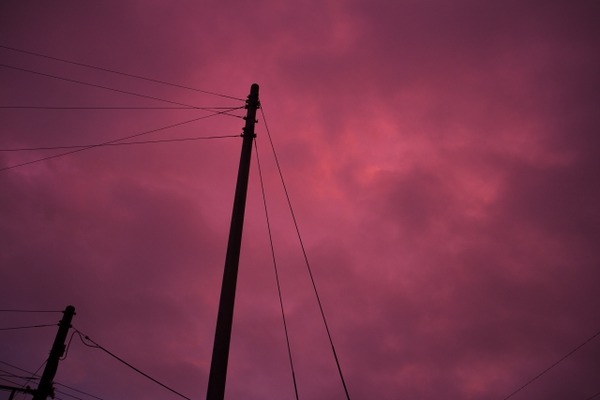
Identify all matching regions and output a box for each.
[0,44,247,173]
[0,359,48,400]
[0,374,35,400]
[0,360,106,400]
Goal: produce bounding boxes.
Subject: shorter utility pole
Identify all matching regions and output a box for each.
[33,305,75,400]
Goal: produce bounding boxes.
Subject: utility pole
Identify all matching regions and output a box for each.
[206,84,260,400]
[33,305,75,400]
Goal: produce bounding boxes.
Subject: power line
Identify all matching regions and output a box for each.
[0,376,24,385]
[0,44,244,101]
[0,361,106,400]
[0,108,241,172]
[260,106,352,400]
[254,140,300,400]
[502,328,600,400]
[0,375,35,381]
[0,362,31,376]
[55,383,106,400]
[0,372,38,400]
[15,359,47,400]
[0,369,38,381]
[0,324,56,331]
[60,331,78,361]
[0,376,35,394]
[0,63,238,111]
[0,134,240,152]
[74,330,191,400]
[54,389,86,400]
[0,106,244,110]
[0,373,101,400]
[0,309,62,313]
[0,359,42,399]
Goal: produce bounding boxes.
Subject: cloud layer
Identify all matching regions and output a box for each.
[1,1,599,399]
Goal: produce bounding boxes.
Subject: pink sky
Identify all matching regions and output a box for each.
[1,1,599,399]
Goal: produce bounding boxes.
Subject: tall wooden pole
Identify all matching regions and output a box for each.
[206,84,259,400]
[33,305,75,400]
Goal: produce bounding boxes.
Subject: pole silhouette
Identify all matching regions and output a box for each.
[206,84,259,400]
[33,305,75,400]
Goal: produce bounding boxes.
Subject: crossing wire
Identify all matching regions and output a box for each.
[0,107,242,172]
[0,361,106,400]
[74,329,191,400]
[0,44,244,101]
[0,134,240,152]
[54,389,86,400]
[0,368,38,382]
[0,106,239,110]
[502,327,600,400]
[15,358,47,400]
[260,106,352,400]
[254,140,300,400]
[55,383,107,400]
[0,324,56,331]
[0,309,62,313]
[0,63,241,113]
[0,375,35,397]
[0,370,38,381]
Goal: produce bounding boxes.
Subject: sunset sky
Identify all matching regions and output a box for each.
[1,1,599,399]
